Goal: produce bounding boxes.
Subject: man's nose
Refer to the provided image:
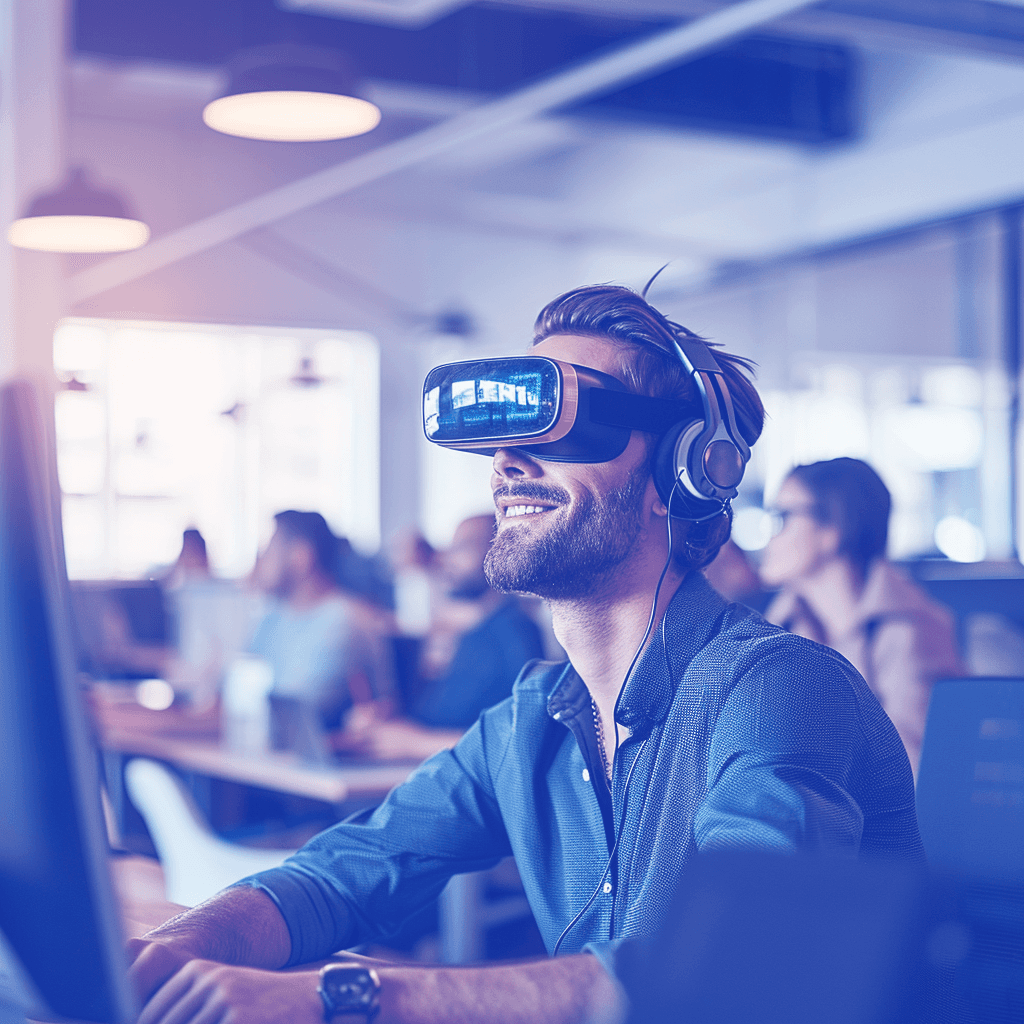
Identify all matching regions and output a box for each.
[492,447,543,481]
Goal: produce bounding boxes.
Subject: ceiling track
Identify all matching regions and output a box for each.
[70,0,825,303]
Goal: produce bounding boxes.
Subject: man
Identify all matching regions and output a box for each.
[129,286,922,1024]
[341,514,546,761]
[250,510,393,741]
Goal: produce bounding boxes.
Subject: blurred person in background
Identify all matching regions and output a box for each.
[703,537,764,606]
[162,527,212,590]
[340,514,545,761]
[250,510,394,743]
[335,534,396,611]
[761,457,964,775]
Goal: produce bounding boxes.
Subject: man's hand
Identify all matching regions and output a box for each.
[125,886,293,1006]
[131,948,618,1024]
[136,960,322,1024]
[338,717,462,762]
[127,934,205,1007]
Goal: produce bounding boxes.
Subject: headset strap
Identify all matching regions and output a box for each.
[588,389,698,435]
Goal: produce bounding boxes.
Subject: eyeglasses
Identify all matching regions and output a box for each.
[767,505,820,536]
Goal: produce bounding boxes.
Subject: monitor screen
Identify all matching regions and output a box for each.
[0,380,136,1023]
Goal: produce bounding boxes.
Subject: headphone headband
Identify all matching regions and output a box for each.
[652,333,751,520]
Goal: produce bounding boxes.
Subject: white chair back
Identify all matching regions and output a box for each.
[124,758,295,907]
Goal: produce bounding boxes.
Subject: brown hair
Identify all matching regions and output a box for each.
[788,458,890,577]
[533,284,765,570]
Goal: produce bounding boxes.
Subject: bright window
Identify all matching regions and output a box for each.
[733,355,1012,563]
[54,318,379,579]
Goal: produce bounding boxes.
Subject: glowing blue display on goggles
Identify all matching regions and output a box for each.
[423,356,697,464]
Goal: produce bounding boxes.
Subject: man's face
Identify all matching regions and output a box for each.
[759,476,840,588]
[254,527,309,599]
[439,516,494,600]
[484,334,659,600]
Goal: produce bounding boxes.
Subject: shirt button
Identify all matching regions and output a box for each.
[581,768,590,782]
[602,882,613,895]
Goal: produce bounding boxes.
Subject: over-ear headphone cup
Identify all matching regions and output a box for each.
[653,421,725,521]
[653,422,688,506]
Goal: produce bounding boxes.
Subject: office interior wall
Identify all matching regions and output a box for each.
[64,104,595,551]
[43,34,1024,563]
[661,213,1016,561]
[0,0,68,385]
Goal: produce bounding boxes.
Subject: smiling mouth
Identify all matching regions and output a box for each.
[504,504,555,518]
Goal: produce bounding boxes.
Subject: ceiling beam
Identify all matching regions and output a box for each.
[70,0,823,303]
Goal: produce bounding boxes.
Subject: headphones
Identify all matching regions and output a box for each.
[651,332,751,522]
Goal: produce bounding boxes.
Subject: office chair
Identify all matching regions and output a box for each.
[124,758,296,907]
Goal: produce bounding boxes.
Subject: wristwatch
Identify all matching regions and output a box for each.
[317,963,382,1023]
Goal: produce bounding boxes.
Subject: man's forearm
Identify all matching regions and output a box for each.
[131,889,621,1024]
[128,884,293,1004]
[143,885,291,967]
[131,953,622,1024]
[378,954,620,1024]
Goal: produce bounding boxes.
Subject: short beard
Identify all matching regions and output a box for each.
[484,471,648,600]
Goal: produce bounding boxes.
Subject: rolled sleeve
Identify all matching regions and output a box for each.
[236,710,516,965]
[236,863,356,967]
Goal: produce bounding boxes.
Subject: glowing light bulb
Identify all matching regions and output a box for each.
[8,214,150,253]
[203,90,380,142]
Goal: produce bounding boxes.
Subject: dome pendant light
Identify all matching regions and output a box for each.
[7,168,150,254]
[203,44,381,142]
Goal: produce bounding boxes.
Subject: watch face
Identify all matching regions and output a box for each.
[319,965,381,1018]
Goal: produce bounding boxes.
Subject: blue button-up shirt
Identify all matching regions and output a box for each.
[243,573,922,974]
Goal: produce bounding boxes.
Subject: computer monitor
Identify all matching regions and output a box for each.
[916,676,1024,882]
[0,380,136,1023]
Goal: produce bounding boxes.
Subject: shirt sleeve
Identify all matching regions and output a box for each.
[694,646,870,856]
[236,706,516,965]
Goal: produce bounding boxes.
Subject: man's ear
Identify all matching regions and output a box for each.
[646,475,669,518]
[818,525,842,560]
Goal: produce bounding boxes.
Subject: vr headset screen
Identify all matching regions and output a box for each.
[423,355,708,465]
[424,357,560,445]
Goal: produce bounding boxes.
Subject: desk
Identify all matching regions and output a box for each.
[110,855,186,938]
[102,730,416,807]
[94,694,530,964]
[91,688,417,824]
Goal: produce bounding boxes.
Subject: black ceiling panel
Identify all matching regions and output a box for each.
[577,35,854,145]
[74,0,856,145]
[827,0,1024,46]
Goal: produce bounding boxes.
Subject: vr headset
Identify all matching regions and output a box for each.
[423,336,750,521]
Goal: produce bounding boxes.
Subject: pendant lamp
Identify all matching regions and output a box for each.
[203,44,381,142]
[7,168,150,254]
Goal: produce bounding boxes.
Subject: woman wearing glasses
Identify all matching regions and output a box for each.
[760,457,964,777]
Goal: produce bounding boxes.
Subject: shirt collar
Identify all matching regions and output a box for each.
[546,571,732,732]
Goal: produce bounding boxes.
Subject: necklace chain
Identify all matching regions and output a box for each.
[591,698,612,781]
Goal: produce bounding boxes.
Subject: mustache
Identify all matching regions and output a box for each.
[492,482,570,507]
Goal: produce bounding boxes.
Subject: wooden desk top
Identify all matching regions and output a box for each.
[92,687,418,805]
[110,855,185,938]
[102,730,418,805]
